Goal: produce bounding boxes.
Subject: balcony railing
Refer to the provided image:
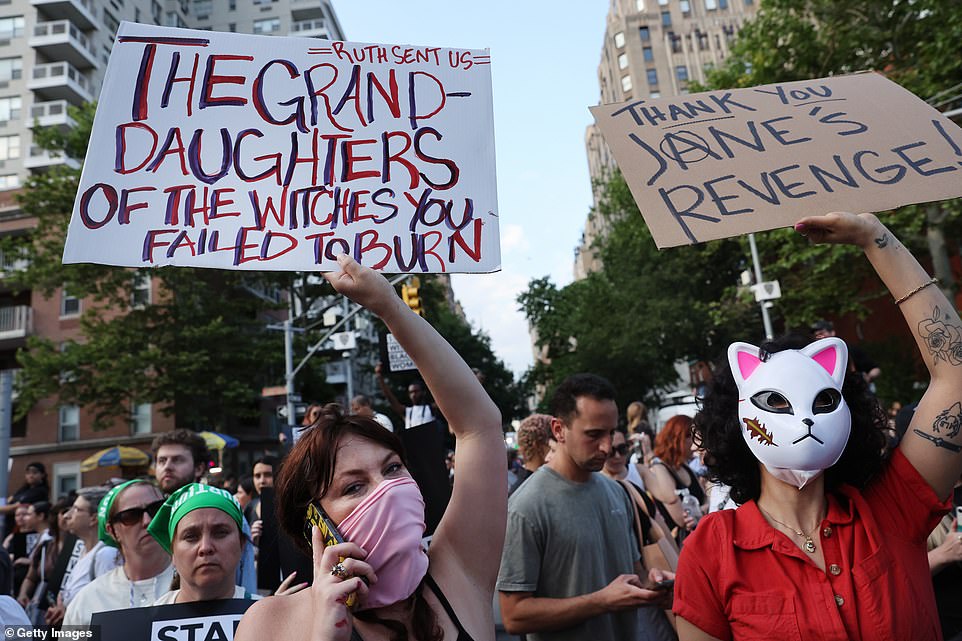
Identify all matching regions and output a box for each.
[29,0,98,30]
[29,99,75,129]
[0,306,31,339]
[30,20,98,69]
[28,61,92,103]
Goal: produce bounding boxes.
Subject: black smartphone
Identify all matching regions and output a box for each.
[652,578,675,591]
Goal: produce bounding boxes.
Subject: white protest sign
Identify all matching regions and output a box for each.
[63,22,500,273]
[151,614,241,641]
[385,332,416,372]
[591,72,962,248]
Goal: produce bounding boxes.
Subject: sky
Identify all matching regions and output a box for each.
[331,1,611,377]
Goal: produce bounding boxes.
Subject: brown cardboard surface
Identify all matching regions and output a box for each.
[590,72,962,248]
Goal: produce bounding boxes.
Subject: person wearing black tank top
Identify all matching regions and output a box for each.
[236,255,505,641]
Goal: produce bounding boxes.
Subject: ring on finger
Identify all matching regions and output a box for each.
[331,562,350,579]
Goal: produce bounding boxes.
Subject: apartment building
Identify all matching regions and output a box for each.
[576,0,758,279]
[0,0,344,498]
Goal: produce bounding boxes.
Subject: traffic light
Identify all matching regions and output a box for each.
[401,277,423,316]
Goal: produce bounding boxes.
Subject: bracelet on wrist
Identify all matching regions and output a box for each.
[894,277,938,305]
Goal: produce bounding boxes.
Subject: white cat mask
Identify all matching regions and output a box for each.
[728,338,851,489]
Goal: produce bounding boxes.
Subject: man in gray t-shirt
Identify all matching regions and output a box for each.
[497,373,674,641]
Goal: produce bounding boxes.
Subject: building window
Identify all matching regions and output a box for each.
[0,57,21,82]
[228,0,235,8]
[705,0,718,9]
[102,9,119,36]
[669,32,682,53]
[621,75,633,92]
[697,30,709,50]
[636,0,645,9]
[647,69,659,87]
[676,65,689,82]
[131,272,151,307]
[719,0,728,7]
[131,402,151,435]
[0,16,24,39]
[661,11,672,26]
[639,26,651,42]
[228,22,235,31]
[59,405,79,441]
[151,0,161,22]
[60,289,80,317]
[53,462,81,498]
[0,96,19,122]
[650,91,661,99]
[618,53,628,70]
[253,17,280,34]
[0,174,18,190]
[680,0,691,15]
[658,0,669,4]
[0,134,18,160]
[643,46,654,62]
[613,31,625,48]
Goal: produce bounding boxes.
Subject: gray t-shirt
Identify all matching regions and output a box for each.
[497,466,640,641]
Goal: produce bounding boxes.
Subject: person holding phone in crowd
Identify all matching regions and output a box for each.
[674,212,962,641]
[236,253,505,641]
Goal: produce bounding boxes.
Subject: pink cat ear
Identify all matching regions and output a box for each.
[737,351,762,380]
[810,347,837,376]
[801,338,848,386]
[727,342,762,387]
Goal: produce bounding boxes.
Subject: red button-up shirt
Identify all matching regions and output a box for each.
[674,449,950,641]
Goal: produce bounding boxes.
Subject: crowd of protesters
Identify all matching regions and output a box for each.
[0,213,961,641]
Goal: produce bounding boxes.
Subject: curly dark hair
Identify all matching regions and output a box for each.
[694,334,888,506]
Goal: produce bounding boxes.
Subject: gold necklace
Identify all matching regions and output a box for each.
[759,506,820,554]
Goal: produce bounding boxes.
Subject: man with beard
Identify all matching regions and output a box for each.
[151,430,256,593]
[498,374,673,641]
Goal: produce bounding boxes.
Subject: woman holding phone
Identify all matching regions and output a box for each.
[236,254,505,641]
[674,212,962,641]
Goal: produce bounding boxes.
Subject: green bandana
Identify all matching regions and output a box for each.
[147,483,244,554]
[98,479,152,548]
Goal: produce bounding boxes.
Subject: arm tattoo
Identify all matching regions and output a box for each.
[918,306,962,366]
[916,402,962,451]
[874,233,889,249]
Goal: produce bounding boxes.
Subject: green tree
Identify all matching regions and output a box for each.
[519,171,756,411]
[7,103,318,430]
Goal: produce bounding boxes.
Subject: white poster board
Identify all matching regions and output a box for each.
[63,23,501,273]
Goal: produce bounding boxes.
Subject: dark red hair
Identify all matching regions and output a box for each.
[654,415,694,468]
[275,404,406,556]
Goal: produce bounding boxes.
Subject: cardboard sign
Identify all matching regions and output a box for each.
[91,598,256,641]
[63,22,501,273]
[591,73,962,247]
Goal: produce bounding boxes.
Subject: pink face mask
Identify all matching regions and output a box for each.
[338,476,429,610]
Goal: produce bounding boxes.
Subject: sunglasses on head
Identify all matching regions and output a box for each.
[111,499,165,527]
[608,444,629,458]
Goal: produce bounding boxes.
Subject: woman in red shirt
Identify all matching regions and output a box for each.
[674,212,962,641]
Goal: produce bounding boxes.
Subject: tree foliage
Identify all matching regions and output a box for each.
[9,103,302,430]
[519,171,757,411]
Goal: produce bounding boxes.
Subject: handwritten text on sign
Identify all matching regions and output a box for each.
[63,23,501,272]
[591,73,962,248]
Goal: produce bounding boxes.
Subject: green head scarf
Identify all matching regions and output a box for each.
[97,479,153,548]
[147,483,244,554]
